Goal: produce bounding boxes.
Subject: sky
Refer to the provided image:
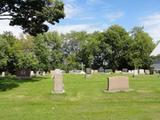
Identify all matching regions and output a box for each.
[0,0,160,42]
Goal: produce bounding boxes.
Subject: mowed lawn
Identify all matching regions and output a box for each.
[0,74,160,120]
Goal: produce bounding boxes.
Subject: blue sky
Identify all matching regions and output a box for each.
[51,0,160,42]
[0,0,160,42]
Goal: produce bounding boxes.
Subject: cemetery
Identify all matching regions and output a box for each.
[1,0,160,120]
[0,73,160,120]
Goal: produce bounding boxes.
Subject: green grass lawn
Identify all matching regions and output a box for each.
[0,74,160,120]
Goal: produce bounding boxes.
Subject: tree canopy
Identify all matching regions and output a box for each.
[0,25,155,74]
[0,0,65,36]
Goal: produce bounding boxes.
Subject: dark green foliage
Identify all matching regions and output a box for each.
[33,32,63,70]
[130,27,155,69]
[101,25,132,71]
[0,25,155,74]
[0,0,65,36]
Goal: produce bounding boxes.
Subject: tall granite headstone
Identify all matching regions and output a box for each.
[52,69,64,94]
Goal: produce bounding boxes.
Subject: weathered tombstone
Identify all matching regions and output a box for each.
[91,70,94,74]
[133,70,138,76]
[86,68,91,74]
[145,70,150,75]
[106,76,129,92]
[105,69,112,73]
[52,69,64,94]
[115,70,122,74]
[30,71,35,77]
[42,71,46,76]
[93,70,98,74]
[139,69,145,74]
[128,70,133,74]
[98,67,104,72]
[16,69,31,79]
[1,72,5,77]
[85,68,91,78]
[122,68,128,73]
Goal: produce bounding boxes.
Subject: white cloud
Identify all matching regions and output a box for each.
[0,20,23,37]
[141,13,160,42]
[50,24,107,34]
[64,3,81,19]
[106,11,124,22]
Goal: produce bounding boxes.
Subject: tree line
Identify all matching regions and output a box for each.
[0,25,155,74]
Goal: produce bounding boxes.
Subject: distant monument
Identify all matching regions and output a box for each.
[52,69,64,94]
[105,76,129,92]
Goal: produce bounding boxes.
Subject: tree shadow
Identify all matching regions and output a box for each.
[0,76,46,92]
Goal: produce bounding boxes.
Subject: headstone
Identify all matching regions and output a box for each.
[42,71,46,76]
[105,69,112,73]
[122,68,128,73]
[91,70,94,74]
[128,70,133,74]
[52,69,64,94]
[145,70,150,75]
[93,70,98,74]
[1,72,5,77]
[69,70,85,74]
[30,71,35,77]
[16,70,31,79]
[98,67,104,72]
[86,68,91,74]
[133,70,138,76]
[106,76,129,92]
[85,68,92,78]
[139,69,145,74]
[115,70,122,74]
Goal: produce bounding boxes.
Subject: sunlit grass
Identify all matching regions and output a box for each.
[0,74,160,120]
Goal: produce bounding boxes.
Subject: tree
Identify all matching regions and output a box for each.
[0,0,65,36]
[0,32,38,74]
[78,32,103,69]
[101,25,132,72]
[0,35,9,71]
[33,31,62,71]
[43,32,63,69]
[130,27,155,69]
[0,32,17,74]
[13,36,38,71]
[62,31,88,71]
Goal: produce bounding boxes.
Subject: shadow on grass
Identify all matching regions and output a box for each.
[0,76,46,92]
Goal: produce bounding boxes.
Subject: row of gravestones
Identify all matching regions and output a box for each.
[87,68,152,75]
[52,69,130,94]
[0,70,47,78]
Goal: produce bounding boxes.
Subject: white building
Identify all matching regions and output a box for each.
[150,43,160,71]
